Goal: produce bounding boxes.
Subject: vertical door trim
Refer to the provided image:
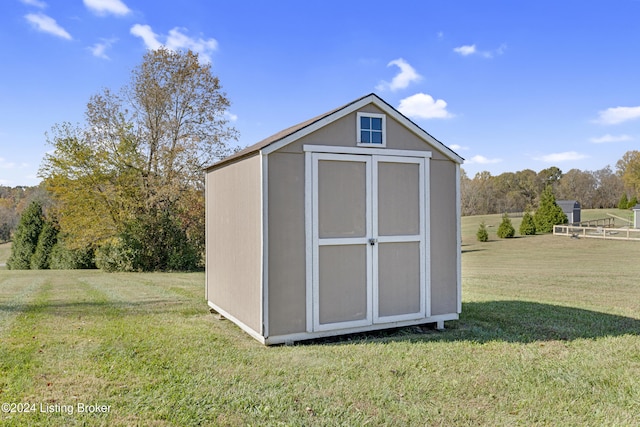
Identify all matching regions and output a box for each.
[304,151,313,332]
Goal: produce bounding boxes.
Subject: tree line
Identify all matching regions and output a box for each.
[461,151,640,217]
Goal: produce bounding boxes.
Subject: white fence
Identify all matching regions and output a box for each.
[553,224,640,241]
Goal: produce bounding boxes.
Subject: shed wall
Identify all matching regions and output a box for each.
[266,107,460,337]
[429,159,459,315]
[266,152,307,336]
[206,154,262,334]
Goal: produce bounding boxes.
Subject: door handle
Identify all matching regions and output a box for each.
[369,238,377,246]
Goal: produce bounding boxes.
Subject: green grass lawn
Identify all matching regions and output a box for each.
[1,213,639,426]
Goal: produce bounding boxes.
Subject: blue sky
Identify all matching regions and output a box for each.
[1,0,640,186]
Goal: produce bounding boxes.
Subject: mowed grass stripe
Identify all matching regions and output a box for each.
[0,272,48,335]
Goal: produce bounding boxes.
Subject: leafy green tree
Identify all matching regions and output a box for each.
[476,221,489,242]
[497,214,515,238]
[7,201,44,269]
[31,219,59,269]
[538,166,563,191]
[618,193,629,209]
[519,211,536,235]
[40,48,237,271]
[534,186,568,233]
[629,196,638,208]
[616,150,640,196]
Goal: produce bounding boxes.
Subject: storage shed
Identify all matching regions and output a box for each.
[205,93,464,345]
[557,200,581,224]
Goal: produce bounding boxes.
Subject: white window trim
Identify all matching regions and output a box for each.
[357,112,386,147]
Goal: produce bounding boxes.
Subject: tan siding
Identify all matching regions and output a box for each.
[378,161,420,236]
[319,244,368,324]
[318,160,367,238]
[267,152,307,336]
[206,154,262,333]
[378,242,421,317]
[429,159,459,315]
[275,106,450,160]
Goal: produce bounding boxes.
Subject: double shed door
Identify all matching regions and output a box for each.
[310,152,429,332]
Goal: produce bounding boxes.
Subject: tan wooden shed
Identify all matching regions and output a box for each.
[205,93,464,345]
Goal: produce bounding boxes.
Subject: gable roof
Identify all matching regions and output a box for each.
[207,93,464,171]
[557,200,580,211]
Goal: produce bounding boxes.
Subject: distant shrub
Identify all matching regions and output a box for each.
[628,196,638,208]
[618,193,629,209]
[534,186,567,233]
[7,201,44,270]
[476,221,489,242]
[519,211,536,235]
[497,214,515,238]
[95,210,200,272]
[0,223,10,243]
[95,238,136,272]
[50,242,96,270]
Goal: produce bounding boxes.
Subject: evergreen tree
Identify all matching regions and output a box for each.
[519,211,536,235]
[618,193,629,209]
[497,213,515,238]
[628,196,638,208]
[476,221,489,242]
[7,201,44,270]
[31,219,59,269]
[534,186,568,233]
[0,222,10,243]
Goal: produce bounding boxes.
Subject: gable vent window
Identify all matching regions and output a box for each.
[357,112,386,147]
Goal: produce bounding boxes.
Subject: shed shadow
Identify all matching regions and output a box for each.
[297,300,640,346]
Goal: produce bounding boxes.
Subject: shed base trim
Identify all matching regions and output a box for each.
[264,313,458,345]
[207,301,266,344]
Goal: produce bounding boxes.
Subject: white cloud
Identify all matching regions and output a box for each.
[130,24,218,63]
[83,0,131,16]
[397,93,453,120]
[535,151,588,162]
[130,24,161,49]
[89,38,117,59]
[466,155,502,165]
[589,134,633,144]
[595,106,640,125]
[375,58,422,92]
[449,144,469,151]
[20,0,47,8]
[453,44,476,56]
[25,13,71,40]
[454,43,506,58]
